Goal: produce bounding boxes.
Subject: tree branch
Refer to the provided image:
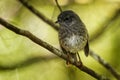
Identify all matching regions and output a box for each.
[19,0,59,31]
[0,18,109,80]
[90,50,120,79]
[17,0,120,79]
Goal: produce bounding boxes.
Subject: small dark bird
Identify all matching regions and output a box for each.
[56,10,89,64]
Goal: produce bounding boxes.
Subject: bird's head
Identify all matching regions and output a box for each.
[56,10,81,26]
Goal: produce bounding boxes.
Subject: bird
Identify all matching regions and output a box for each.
[56,10,89,64]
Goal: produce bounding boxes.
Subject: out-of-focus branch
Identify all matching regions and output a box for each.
[0,55,57,70]
[90,50,120,80]
[18,0,120,79]
[90,10,120,42]
[19,0,59,31]
[0,18,109,80]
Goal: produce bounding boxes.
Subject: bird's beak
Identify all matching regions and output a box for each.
[55,20,59,23]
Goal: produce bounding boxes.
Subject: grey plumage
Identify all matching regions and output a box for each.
[56,10,89,63]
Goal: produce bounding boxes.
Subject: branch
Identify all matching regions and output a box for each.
[0,18,109,80]
[89,10,120,42]
[55,0,62,12]
[17,0,120,79]
[19,0,59,31]
[90,50,120,79]
[0,55,57,70]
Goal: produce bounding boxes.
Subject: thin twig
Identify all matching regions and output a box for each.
[55,0,62,12]
[18,0,59,31]
[18,0,120,79]
[0,18,109,80]
[90,50,120,79]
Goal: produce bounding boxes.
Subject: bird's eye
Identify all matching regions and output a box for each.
[64,17,72,22]
[65,17,69,20]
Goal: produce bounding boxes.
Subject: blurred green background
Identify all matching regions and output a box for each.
[0,0,120,80]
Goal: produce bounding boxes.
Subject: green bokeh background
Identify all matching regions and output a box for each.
[0,0,120,80]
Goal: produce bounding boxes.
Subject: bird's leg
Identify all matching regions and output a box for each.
[76,53,83,66]
[66,52,70,65]
[60,46,70,65]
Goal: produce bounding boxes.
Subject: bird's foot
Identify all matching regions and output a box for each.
[76,61,83,67]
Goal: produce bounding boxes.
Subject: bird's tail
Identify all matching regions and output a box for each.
[84,40,89,57]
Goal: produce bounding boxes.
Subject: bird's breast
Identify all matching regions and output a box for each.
[60,34,87,53]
